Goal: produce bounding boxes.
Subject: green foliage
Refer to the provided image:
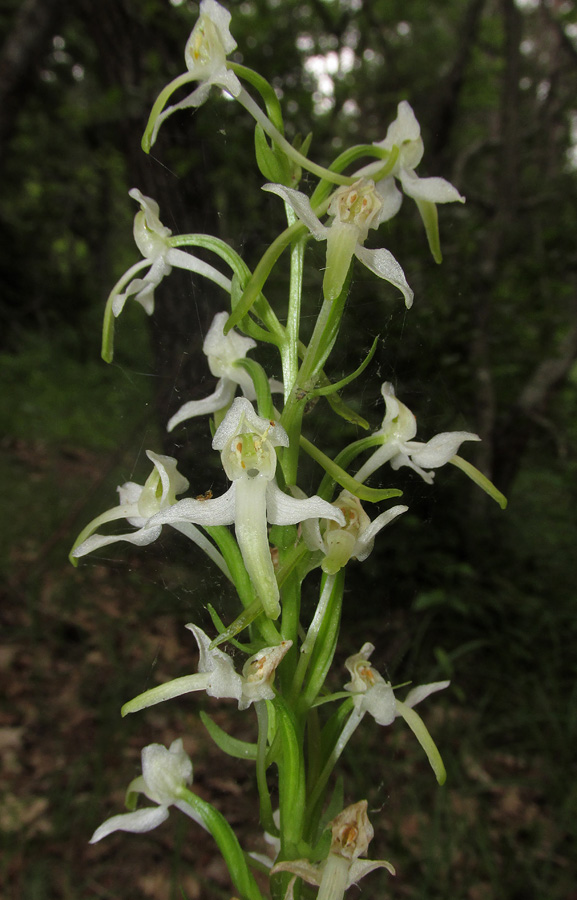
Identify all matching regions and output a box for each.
[0,311,153,450]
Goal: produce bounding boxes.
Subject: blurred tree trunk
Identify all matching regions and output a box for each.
[493,313,577,493]
[0,0,63,164]
[428,0,487,167]
[470,0,522,507]
[74,0,222,454]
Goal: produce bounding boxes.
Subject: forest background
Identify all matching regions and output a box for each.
[1,0,576,898]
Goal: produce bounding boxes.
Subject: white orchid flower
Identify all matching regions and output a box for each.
[144,0,242,150]
[70,450,231,580]
[89,738,194,843]
[357,101,465,261]
[122,624,292,715]
[108,189,231,320]
[144,398,346,619]
[167,311,283,431]
[272,800,395,900]
[263,179,414,307]
[302,488,408,575]
[344,642,449,783]
[354,382,481,485]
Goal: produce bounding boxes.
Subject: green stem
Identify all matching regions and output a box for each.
[169,233,286,345]
[177,790,264,900]
[290,574,336,702]
[274,697,306,854]
[306,707,363,816]
[284,204,305,404]
[255,701,277,835]
[236,86,354,186]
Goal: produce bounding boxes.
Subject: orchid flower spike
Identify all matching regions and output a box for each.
[89,738,193,843]
[302,489,408,575]
[272,800,395,900]
[121,624,292,716]
[358,101,465,262]
[263,180,414,307]
[167,311,283,431]
[69,450,231,580]
[144,398,345,619]
[354,381,481,485]
[344,642,450,783]
[143,0,242,151]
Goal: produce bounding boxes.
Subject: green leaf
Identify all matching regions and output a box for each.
[301,571,345,710]
[208,599,266,649]
[325,393,369,430]
[272,696,305,849]
[206,604,260,654]
[309,336,379,398]
[254,125,293,185]
[200,711,257,760]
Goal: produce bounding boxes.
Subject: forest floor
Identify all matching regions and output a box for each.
[1,439,574,900]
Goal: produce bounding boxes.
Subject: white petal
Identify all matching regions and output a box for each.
[385,100,422,147]
[262,184,328,241]
[186,624,244,700]
[354,245,414,309]
[268,378,284,395]
[354,504,408,561]
[142,740,193,804]
[363,681,397,726]
[380,381,418,441]
[167,378,236,431]
[212,397,288,450]
[72,525,162,557]
[145,486,237,528]
[300,515,324,553]
[189,0,237,58]
[145,450,190,505]
[170,522,232,580]
[117,482,143,507]
[89,806,169,843]
[404,680,450,708]
[165,247,232,292]
[399,170,465,205]
[111,276,154,317]
[266,482,346,527]
[346,858,396,886]
[204,310,257,364]
[408,432,480,468]
[374,177,404,223]
[353,442,400,485]
[271,859,322,887]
